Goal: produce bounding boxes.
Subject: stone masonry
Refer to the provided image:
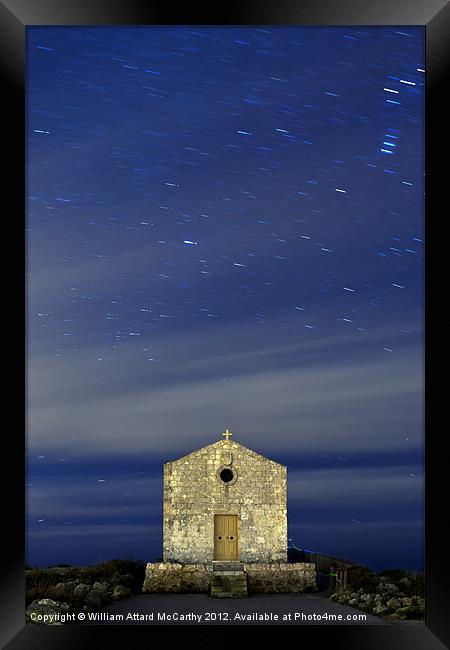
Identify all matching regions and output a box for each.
[142,562,317,594]
[245,563,316,593]
[163,438,287,563]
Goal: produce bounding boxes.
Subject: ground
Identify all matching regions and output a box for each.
[82,592,393,625]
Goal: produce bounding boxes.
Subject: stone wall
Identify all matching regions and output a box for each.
[245,563,316,593]
[142,562,316,594]
[163,440,287,563]
[143,563,212,593]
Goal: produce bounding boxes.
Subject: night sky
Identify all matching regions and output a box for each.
[27,27,424,571]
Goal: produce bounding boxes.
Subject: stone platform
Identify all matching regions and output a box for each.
[142,562,316,597]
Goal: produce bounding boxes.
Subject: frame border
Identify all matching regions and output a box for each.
[1,0,448,647]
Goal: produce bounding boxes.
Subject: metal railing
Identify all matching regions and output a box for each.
[288,538,363,592]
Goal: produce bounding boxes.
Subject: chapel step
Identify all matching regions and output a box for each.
[211,588,248,598]
[212,562,245,572]
[210,571,248,598]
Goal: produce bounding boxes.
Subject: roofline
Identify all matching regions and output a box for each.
[164,439,286,468]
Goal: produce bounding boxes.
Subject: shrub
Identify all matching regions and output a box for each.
[379,568,424,597]
[80,557,146,592]
[26,569,63,606]
[358,566,379,593]
[26,556,147,606]
[407,572,424,597]
[380,568,411,583]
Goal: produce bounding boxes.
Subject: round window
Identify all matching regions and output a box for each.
[220,468,234,483]
[217,465,238,485]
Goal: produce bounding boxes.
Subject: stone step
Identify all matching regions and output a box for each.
[211,591,233,598]
[212,564,245,572]
[214,571,246,576]
[213,577,247,584]
[210,570,248,598]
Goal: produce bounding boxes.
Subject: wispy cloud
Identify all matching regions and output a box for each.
[27,475,162,522]
[288,465,423,507]
[27,316,423,456]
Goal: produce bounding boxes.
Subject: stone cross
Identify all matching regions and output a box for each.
[222,428,233,441]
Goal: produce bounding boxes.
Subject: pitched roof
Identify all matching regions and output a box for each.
[165,438,285,467]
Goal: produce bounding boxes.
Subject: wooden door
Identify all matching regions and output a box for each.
[214,514,238,560]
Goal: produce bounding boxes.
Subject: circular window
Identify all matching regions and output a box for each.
[220,468,234,483]
[217,465,238,485]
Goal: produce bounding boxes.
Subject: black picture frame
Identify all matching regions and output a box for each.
[2,0,448,647]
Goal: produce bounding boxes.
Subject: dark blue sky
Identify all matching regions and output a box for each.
[27,26,424,571]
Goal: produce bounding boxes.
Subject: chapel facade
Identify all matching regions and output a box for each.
[163,430,288,564]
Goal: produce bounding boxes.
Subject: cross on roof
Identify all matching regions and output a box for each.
[222,428,233,441]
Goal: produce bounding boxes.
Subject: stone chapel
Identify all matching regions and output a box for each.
[163,429,287,564]
[142,430,316,597]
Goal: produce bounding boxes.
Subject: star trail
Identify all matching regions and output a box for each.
[27,27,424,570]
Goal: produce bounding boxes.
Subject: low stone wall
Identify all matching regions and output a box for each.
[142,562,316,594]
[245,563,316,593]
[142,563,212,593]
